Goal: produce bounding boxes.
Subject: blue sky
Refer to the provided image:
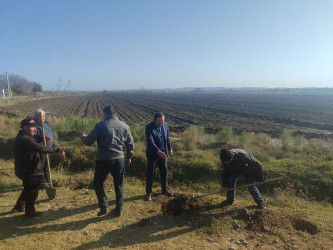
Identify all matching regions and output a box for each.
[0,0,332,91]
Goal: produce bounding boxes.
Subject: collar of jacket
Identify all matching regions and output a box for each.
[18,130,32,137]
[152,121,164,129]
[105,115,119,121]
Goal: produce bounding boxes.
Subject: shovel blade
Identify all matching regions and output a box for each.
[46,186,56,200]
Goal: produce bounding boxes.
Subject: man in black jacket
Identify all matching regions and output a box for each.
[220,148,265,208]
[12,117,64,217]
[144,112,173,201]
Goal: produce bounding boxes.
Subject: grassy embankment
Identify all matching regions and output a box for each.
[1,115,333,249]
[1,115,332,202]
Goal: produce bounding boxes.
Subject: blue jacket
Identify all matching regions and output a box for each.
[145,121,172,160]
[34,122,54,147]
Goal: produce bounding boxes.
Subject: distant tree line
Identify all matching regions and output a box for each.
[0,73,43,94]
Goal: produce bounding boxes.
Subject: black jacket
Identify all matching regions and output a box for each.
[14,130,58,179]
[221,149,264,186]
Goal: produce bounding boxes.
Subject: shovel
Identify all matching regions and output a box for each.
[189,176,283,202]
[40,114,56,200]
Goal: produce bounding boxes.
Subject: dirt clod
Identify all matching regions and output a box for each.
[292,219,319,235]
[161,195,191,216]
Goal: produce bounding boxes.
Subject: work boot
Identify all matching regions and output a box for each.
[97,207,108,216]
[221,200,233,207]
[163,191,173,197]
[257,202,266,209]
[25,211,43,218]
[144,193,152,201]
[11,203,24,213]
[111,208,122,217]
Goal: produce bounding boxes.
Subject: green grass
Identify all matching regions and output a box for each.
[0,115,332,203]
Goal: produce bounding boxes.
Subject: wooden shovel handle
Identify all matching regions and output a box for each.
[193,176,284,199]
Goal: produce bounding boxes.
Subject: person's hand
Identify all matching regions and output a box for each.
[170,150,174,157]
[46,136,52,142]
[220,186,227,193]
[59,150,66,158]
[126,158,132,166]
[157,150,167,159]
[82,132,87,137]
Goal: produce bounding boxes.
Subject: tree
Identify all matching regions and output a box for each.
[0,73,43,94]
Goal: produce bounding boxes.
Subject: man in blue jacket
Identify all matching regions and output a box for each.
[144,112,173,201]
[33,109,54,188]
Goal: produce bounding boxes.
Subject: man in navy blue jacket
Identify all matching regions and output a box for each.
[144,112,173,201]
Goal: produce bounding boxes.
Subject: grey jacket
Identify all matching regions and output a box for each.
[82,116,134,160]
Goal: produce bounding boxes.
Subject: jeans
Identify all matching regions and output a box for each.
[226,171,264,204]
[15,176,40,213]
[146,157,168,195]
[93,159,125,211]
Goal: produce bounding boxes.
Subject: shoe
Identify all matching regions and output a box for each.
[97,207,108,216]
[24,211,43,218]
[163,191,173,197]
[221,200,233,207]
[257,202,266,209]
[111,209,122,217]
[144,194,152,201]
[11,204,24,213]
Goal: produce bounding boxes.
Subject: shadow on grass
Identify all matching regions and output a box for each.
[73,203,258,249]
[0,195,144,241]
[0,186,22,194]
[0,193,259,248]
[73,214,195,249]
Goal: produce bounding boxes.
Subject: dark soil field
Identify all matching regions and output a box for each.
[2,92,333,137]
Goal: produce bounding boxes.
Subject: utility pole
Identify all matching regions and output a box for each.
[57,78,62,96]
[63,80,71,92]
[2,72,13,98]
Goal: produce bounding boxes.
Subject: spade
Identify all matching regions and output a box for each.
[189,176,283,202]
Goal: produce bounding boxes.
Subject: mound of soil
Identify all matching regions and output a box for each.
[161,195,191,216]
[292,219,319,235]
[235,207,291,232]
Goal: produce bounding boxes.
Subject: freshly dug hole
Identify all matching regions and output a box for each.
[161,195,191,216]
[292,219,319,235]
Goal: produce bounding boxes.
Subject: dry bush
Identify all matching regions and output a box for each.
[181,126,206,151]
[281,129,293,151]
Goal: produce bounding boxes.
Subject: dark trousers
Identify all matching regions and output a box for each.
[15,176,40,213]
[146,157,168,195]
[40,154,50,183]
[226,171,264,205]
[93,159,125,211]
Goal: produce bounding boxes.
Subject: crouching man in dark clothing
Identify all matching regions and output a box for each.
[81,106,134,217]
[12,117,65,217]
[220,148,265,209]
